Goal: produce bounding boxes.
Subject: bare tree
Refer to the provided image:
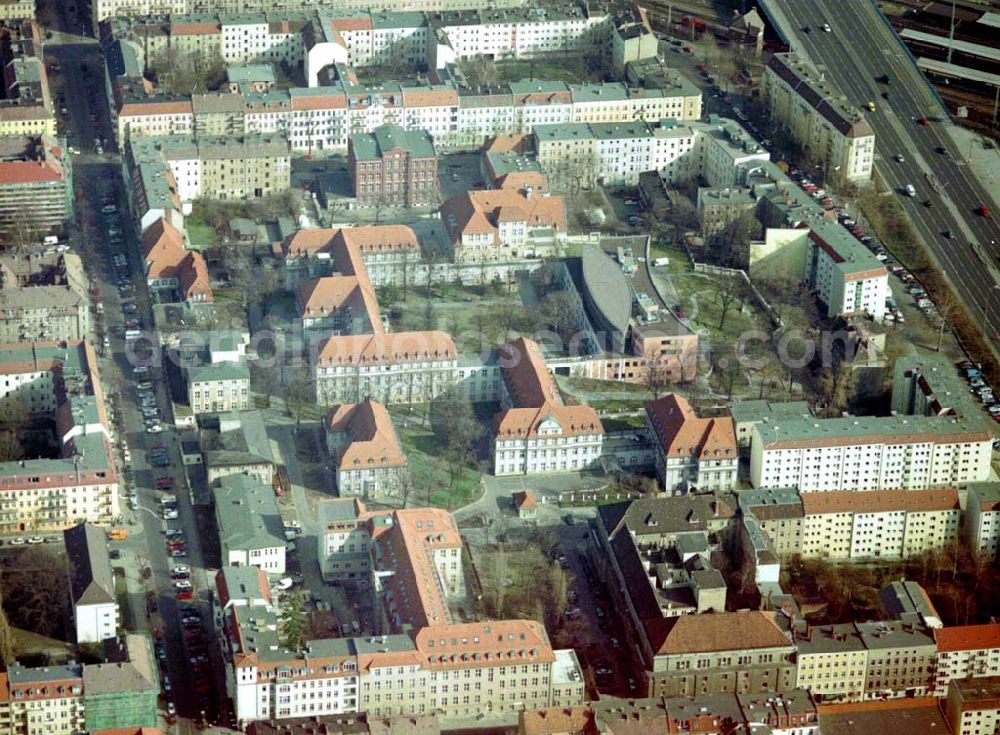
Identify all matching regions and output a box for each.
[536,290,579,346]
[644,360,673,400]
[284,372,314,428]
[0,585,14,666]
[664,195,700,231]
[716,277,747,331]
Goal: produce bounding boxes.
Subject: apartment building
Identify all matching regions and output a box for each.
[750,414,993,491]
[229,501,584,724]
[533,117,768,189]
[0,0,35,21]
[491,338,603,476]
[752,354,994,490]
[0,664,85,735]
[696,186,756,236]
[187,361,251,414]
[610,5,657,73]
[441,188,567,262]
[314,331,458,405]
[0,23,56,139]
[82,635,160,729]
[325,399,409,500]
[763,53,875,183]
[944,677,1000,735]
[280,224,420,290]
[64,523,119,644]
[799,489,960,561]
[644,394,738,493]
[729,400,814,448]
[140,218,212,304]
[858,620,936,700]
[430,4,605,67]
[934,624,1000,697]
[127,134,291,204]
[967,483,1000,560]
[795,624,868,702]
[111,56,700,153]
[738,486,804,558]
[0,135,71,236]
[805,218,888,321]
[348,125,438,208]
[0,252,91,343]
[0,341,119,533]
[213,472,286,574]
[792,620,936,703]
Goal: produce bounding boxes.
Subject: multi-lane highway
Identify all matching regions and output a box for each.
[761,0,1000,347]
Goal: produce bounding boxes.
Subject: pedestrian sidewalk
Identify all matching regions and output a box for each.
[947,125,1000,209]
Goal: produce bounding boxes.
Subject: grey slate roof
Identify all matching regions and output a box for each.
[63,523,115,607]
[214,473,285,551]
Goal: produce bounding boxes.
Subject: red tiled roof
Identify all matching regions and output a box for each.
[645,394,737,460]
[493,402,602,439]
[500,337,559,407]
[326,399,407,470]
[440,190,566,245]
[414,620,555,668]
[513,490,537,510]
[317,331,456,365]
[934,623,1000,653]
[0,160,61,185]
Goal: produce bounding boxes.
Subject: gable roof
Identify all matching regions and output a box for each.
[645,611,791,655]
[499,337,560,407]
[317,331,456,366]
[326,399,407,470]
[493,402,603,439]
[141,218,212,302]
[441,189,566,245]
[63,523,115,607]
[645,393,737,460]
[934,623,1000,652]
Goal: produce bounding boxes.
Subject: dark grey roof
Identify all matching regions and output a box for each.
[609,531,662,622]
[598,496,734,540]
[63,523,115,607]
[767,54,874,139]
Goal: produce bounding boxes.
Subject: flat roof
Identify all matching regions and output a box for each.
[899,28,1000,62]
[917,57,1000,87]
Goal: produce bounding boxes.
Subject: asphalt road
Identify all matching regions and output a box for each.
[764,0,1000,346]
[42,0,229,728]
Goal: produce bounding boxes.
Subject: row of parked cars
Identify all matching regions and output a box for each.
[957,361,1000,423]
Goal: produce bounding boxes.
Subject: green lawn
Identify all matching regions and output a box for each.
[589,398,647,412]
[113,568,134,631]
[601,415,646,433]
[186,214,219,249]
[399,425,482,510]
[496,58,595,84]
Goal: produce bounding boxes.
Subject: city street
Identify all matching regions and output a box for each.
[42,0,228,727]
[760,0,1000,352]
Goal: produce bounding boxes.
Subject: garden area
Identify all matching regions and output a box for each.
[780,542,1000,626]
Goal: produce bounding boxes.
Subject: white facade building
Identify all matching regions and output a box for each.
[763,53,876,184]
[966,483,1000,560]
[750,416,993,491]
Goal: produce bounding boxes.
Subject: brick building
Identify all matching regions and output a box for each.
[348,125,438,208]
